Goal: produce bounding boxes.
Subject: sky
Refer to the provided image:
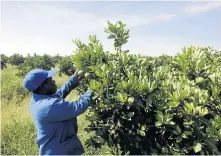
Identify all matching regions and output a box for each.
[0,1,221,57]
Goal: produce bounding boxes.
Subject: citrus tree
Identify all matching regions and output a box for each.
[9,54,25,66]
[17,54,55,77]
[58,56,75,76]
[72,21,221,155]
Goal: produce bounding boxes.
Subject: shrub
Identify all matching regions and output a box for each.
[52,54,62,64]
[58,56,75,76]
[72,21,221,155]
[17,54,55,77]
[9,54,25,66]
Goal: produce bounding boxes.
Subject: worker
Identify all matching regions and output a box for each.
[23,68,92,155]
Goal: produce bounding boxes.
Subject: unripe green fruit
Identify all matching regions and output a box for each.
[196,77,205,84]
[84,72,90,78]
[78,70,84,77]
[127,97,134,104]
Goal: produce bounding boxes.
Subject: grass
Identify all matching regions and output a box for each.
[2,97,38,155]
[1,65,110,155]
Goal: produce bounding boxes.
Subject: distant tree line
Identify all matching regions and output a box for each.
[0,53,75,77]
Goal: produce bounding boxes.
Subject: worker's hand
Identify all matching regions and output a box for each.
[73,70,84,81]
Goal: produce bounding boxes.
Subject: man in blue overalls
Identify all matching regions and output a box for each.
[23,68,92,155]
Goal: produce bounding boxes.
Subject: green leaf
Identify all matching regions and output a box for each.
[176,126,182,134]
[99,103,105,108]
[121,40,128,45]
[115,92,128,103]
[169,121,176,125]
[172,130,179,135]
[184,102,194,113]
[108,34,116,39]
[104,28,109,33]
[155,121,162,127]
[156,111,164,121]
[165,114,173,122]
[183,131,193,136]
[140,131,146,136]
[168,101,180,108]
[209,73,216,83]
[122,81,128,89]
[141,125,146,131]
[193,143,202,153]
[118,21,123,26]
[137,130,146,136]
[95,70,103,78]
[198,107,209,117]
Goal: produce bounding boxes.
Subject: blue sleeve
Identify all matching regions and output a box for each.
[55,75,79,99]
[46,90,92,122]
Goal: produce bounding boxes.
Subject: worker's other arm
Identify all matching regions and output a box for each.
[55,75,79,99]
[47,90,92,122]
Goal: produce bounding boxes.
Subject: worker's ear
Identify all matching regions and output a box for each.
[41,78,51,89]
[39,79,47,89]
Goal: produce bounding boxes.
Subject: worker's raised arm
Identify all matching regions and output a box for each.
[55,75,79,99]
[46,90,92,122]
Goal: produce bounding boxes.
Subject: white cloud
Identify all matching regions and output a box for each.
[6,2,221,58]
[0,2,178,56]
[2,2,177,33]
[185,2,221,14]
[109,13,177,28]
[125,36,221,56]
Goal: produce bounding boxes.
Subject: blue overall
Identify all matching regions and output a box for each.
[29,75,92,155]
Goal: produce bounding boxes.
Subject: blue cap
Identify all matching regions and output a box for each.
[23,68,57,91]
